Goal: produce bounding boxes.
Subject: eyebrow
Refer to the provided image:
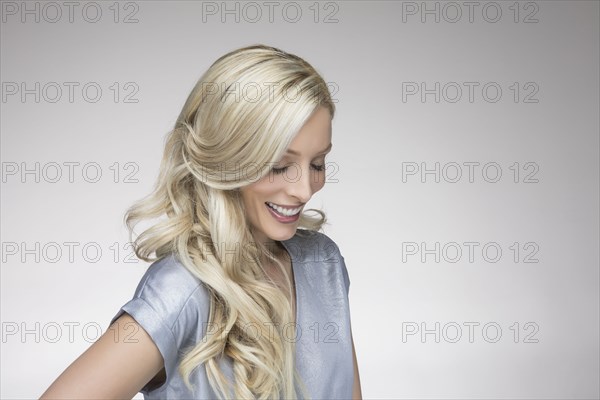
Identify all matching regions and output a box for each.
[286,142,332,156]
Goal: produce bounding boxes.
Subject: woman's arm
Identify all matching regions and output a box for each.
[39,313,164,400]
[351,332,363,400]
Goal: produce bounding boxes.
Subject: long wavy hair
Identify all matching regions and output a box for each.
[124,44,336,399]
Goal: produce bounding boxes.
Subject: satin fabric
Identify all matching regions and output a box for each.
[109,229,354,399]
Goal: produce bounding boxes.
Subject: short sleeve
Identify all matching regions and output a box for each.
[313,231,351,297]
[339,253,351,296]
[108,254,206,394]
[323,234,350,296]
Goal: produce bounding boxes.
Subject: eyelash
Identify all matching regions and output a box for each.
[271,163,325,174]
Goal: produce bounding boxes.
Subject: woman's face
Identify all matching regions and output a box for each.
[240,106,332,247]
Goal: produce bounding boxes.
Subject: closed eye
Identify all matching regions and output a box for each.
[272,163,325,174]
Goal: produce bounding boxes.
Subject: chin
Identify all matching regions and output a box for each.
[268,227,298,242]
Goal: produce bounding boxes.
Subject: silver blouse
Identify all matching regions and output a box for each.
[109,229,354,399]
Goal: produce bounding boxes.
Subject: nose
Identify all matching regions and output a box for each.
[286,162,314,204]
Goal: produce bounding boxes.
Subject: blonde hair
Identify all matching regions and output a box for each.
[125,44,336,399]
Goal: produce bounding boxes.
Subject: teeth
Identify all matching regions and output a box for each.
[266,202,302,216]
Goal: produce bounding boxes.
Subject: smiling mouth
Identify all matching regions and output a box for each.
[265,202,303,217]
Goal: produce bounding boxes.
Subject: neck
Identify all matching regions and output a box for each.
[249,231,284,263]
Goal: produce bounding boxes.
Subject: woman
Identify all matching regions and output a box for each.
[40,44,362,400]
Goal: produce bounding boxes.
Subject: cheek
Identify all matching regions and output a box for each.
[251,177,282,199]
[311,173,326,192]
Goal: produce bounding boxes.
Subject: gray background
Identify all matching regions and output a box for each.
[1,1,598,399]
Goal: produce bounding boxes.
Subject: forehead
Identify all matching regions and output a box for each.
[285,107,332,155]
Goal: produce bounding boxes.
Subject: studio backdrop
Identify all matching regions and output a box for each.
[1,1,599,399]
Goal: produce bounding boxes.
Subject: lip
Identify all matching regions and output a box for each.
[265,202,301,223]
[265,202,304,210]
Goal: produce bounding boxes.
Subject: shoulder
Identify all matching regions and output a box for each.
[137,253,205,296]
[284,229,343,264]
[109,253,211,388]
[109,254,211,395]
[110,253,211,338]
[137,254,208,310]
[285,229,351,294]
